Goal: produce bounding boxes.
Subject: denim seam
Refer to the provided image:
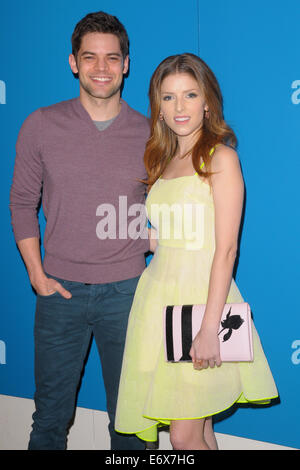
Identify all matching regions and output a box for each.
[53,323,92,449]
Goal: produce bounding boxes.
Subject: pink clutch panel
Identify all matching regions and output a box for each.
[163,303,254,363]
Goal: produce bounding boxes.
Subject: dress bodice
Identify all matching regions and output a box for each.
[146,174,216,252]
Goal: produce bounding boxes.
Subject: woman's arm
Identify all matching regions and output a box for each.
[190,145,244,369]
[148,227,158,253]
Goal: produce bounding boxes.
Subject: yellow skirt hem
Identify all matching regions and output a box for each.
[142,393,278,423]
[115,392,279,442]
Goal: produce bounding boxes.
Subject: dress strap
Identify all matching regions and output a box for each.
[209,143,221,156]
[195,144,221,174]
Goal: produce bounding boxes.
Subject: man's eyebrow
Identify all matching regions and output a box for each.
[80,51,122,57]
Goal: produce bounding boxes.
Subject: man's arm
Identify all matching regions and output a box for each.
[10,110,71,299]
[18,237,71,298]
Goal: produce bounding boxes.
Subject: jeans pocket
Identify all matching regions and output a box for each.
[113,276,140,295]
[37,291,61,298]
[37,275,74,298]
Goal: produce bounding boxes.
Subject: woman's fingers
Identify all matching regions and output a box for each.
[193,356,222,370]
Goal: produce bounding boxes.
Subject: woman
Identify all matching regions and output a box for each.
[115,53,278,450]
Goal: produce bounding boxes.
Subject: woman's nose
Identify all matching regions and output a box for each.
[175,96,184,113]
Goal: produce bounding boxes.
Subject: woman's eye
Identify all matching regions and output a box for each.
[187,92,197,98]
[162,95,172,101]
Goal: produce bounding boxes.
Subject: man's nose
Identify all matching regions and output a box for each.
[94,57,108,71]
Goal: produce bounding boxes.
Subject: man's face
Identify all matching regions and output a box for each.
[69,32,129,101]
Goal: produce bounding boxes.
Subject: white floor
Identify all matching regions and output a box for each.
[0,394,295,451]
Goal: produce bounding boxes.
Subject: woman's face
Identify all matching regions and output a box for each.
[160,72,207,147]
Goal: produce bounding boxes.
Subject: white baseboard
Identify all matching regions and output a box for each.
[0,394,295,450]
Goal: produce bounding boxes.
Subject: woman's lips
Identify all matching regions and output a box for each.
[174,116,190,124]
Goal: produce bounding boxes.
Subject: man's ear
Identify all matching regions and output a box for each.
[123,55,129,75]
[69,54,79,75]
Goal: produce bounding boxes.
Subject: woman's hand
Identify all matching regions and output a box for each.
[189,327,222,370]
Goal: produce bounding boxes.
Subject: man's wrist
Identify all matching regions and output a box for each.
[28,267,47,286]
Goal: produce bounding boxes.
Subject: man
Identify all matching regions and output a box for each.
[9,11,149,450]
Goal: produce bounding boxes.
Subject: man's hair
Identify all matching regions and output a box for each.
[71,11,129,59]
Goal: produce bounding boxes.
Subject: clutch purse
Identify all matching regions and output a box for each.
[163,303,253,362]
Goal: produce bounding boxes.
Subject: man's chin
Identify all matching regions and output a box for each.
[81,85,121,101]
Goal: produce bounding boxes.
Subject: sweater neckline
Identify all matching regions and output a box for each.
[72,96,129,136]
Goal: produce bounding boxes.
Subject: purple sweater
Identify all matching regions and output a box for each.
[10,98,150,283]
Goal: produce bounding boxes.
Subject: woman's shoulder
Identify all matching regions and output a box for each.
[210,144,240,173]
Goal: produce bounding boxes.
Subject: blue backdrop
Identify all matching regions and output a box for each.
[1,0,299,449]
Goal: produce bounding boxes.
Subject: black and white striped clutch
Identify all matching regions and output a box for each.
[163,303,253,362]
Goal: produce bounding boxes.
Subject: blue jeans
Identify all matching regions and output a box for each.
[28,274,144,450]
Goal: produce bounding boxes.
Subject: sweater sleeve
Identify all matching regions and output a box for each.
[9,109,43,242]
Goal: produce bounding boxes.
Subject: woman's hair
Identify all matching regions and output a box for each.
[71,11,129,60]
[144,53,237,190]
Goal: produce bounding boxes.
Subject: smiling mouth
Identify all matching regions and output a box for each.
[91,76,112,83]
[174,116,190,123]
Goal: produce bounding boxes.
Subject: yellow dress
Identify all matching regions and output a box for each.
[115,172,278,442]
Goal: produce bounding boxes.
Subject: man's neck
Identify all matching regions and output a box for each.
[79,91,122,121]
